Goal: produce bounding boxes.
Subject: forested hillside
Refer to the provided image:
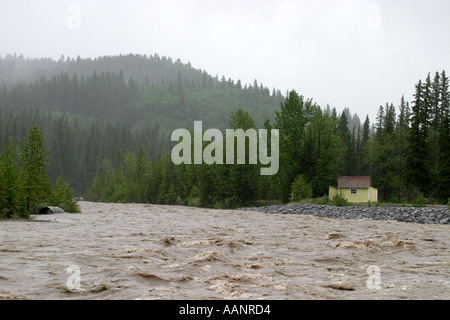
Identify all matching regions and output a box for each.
[0,54,448,207]
[82,70,449,207]
[0,53,206,86]
[0,54,284,195]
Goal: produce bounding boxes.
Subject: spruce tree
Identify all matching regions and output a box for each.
[359,116,371,175]
[373,103,399,200]
[440,70,449,118]
[20,126,51,215]
[0,142,25,218]
[336,111,352,176]
[227,109,258,207]
[435,71,449,202]
[422,73,432,133]
[435,115,450,202]
[0,156,6,217]
[431,72,441,130]
[135,145,150,203]
[404,80,430,196]
[396,96,410,199]
[49,175,80,213]
[273,91,313,202]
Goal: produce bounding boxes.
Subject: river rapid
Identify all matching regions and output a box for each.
[0,201,449,300]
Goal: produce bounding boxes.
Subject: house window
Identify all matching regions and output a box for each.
[350,189,358,195]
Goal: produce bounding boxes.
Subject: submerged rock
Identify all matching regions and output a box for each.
[38,206,65,215]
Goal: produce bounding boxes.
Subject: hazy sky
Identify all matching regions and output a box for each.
[1,0,449,121]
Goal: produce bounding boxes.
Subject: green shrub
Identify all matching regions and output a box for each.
[412,193,428,208]
[185,185,201,207]
[213,197,240,209]
[166,183,177,205]
[187,197,200,207]
[290,175,313,202]
[312,195,329,205]
[49,176,80,213]
[330,193,349,207]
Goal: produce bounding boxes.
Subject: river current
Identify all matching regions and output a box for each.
[0,201,448,299]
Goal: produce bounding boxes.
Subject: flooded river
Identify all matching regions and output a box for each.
[0,201,449,300]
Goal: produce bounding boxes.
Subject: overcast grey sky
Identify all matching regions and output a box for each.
[1,0,449,121]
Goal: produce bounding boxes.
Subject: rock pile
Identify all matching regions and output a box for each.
[237,203,450,225]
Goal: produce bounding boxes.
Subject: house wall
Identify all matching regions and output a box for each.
[329,185,379,203]
[340,188,369,203]
[328,186,338,200]
[369,187,378,203]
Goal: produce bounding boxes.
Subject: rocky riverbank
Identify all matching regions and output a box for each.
[238,203,450,225]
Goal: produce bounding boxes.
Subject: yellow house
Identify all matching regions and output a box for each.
[329,176,378,203]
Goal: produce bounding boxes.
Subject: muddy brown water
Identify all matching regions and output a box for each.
[0,201,449,300]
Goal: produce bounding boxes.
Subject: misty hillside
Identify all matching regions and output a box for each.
[1,53,447,206]
[0,53,366,197]
[0,53,286,194]
[0,53,205,86]
[0,53,286,132]
[0,53,366,131]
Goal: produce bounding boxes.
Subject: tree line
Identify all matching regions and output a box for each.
[0,108,163,195]
[0,53,206,86]
[0,54,448,211]
[84,70,449,207]
[84,109,266,208]
[0,77,281,197]
[0,126,78,219]
[0,54,284,198]
[83,97,369,207]
[0,66,283,133]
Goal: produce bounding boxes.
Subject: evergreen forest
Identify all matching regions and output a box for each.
[0,54,448,216]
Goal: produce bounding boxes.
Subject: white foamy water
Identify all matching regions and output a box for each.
[0,201,449,300]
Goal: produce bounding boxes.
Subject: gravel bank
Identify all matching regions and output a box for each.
[238,203,450,225]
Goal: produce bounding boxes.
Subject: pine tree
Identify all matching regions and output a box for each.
[356,126,361,174]
[373,103,399,200]
[348,125,358,176]
[20,126,51,215]
[435,115,450,202]
[166,183,177,205]
[398,95,410,130]
[422,73,432,133]
[0,155,6,217]
[427,73,443,185]
[359,116,371,175]
[440,70,449,118]
[435,71,449,202]
[273,91,313,202]
[226,109,258,207]
[336,111,353,176]
[308,107,342,196]
[396,95,410,199]
[135,145,150,203]
[49,175,80,213]
[375,105,385,142]
[1,142,25,218]
[384,103,396,135]
[404,80,430,195]
[431,72,441,130]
